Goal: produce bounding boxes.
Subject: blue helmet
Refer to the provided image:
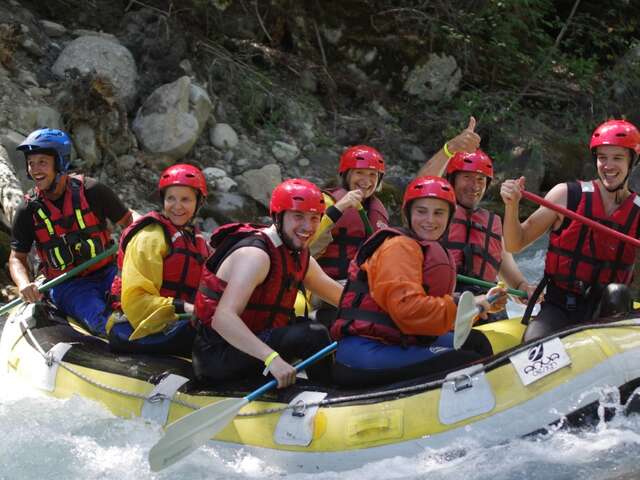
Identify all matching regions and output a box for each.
[17,128,72,174]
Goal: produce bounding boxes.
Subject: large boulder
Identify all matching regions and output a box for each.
[132,76,212,162]
[234,164,282,208]
[201,191,264,225]
[0,144,24,229]
[52,35,138,109]
[403,53,461,102]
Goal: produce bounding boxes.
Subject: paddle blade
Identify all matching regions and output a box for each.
[148,397,248,472]
[453,291,477,350]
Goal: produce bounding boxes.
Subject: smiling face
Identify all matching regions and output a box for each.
[346,168,380,198]
[280,210,322,250]
[452,171,487,209]
[162,185,198,227]
[596,145,632,191]
[409,197,451,241]
[27,153,57,191]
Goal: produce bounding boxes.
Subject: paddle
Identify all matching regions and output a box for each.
[453,291,503,349]
[148,341,338,472]
[356,202,374,236]
[0,244,118,316]
[522,189,640,249]
[456,274,527,298]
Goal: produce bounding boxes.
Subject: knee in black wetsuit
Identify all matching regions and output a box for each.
[596,283,632,318]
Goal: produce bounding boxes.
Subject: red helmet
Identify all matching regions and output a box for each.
[338,145,385,174]
[402,176,456,213]
[446,149,494,179]
[270,179,325,215]
[590,120,640,154]
[158,164,207,197]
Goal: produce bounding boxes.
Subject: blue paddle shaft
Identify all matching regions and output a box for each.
[246,341,338,401]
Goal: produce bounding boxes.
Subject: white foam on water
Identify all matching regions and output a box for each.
[5,367,640,479]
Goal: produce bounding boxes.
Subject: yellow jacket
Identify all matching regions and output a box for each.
[112,223,180,340]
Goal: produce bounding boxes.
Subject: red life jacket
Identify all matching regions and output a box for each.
[331,227,456,345]
[194,223,310,333]
[545,180,640,294]
[318,187,389,280]
[27,174,113,279]
[440,205,503,282]
[110,211,209,308]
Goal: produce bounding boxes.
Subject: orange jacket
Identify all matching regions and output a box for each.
[362,236,457,336]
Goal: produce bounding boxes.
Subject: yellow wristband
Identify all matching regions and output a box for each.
[264,351,280,368]
[443,142,455,159]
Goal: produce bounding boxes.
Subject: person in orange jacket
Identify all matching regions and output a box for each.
[330,176,506,387]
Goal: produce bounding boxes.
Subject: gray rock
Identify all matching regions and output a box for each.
[0,144,24,228]
[201,191,263,224]
[71,123,101,169]
[40,20,66,37]
[16,69,39,88]
[190,83,213,129]
[52,35,138,109]
[15,106,62,136]
[371,100,396,123]
[20,38,44,57]
[203,166,236,192]
[179,59,194,76]
[234,164,282,207]
[27,87,50,98]
[210,123,239,149]
[399,143,426,163]
[271,141,300,163]
[403,53,461,102]
[133,77,211,160]
[115,154,137,172]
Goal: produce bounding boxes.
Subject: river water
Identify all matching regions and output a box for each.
[3,237,640,480]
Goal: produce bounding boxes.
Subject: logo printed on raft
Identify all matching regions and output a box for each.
[510,337,572,386]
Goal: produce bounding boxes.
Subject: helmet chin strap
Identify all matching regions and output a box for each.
[43,173,67,199]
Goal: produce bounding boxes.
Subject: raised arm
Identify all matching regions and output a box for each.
[418,116,481,177]
[501,177,566,253]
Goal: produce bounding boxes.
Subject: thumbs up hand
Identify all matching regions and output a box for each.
[445,116,481,156]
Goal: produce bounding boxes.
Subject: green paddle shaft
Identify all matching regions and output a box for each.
[456,274,527,298]
[0,244,118,316]
[357,203,373,236]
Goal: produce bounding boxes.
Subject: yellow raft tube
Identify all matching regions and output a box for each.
[2,302,640,473]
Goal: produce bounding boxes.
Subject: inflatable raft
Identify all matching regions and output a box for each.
[2,302,640,473]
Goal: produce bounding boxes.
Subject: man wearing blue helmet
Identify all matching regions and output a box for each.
[9,128,133,335]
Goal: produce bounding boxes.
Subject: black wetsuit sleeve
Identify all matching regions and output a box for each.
[10,201,36,253]
[83,178,129,224]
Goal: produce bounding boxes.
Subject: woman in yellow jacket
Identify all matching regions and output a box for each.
[107,164,210,355]
[330,176,506,387]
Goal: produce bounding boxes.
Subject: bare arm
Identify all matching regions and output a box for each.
[8,250,42,303]
[498,245,527,290]
[418,116,481,177]
[213,247,297,387]
[303,257,343,307]
[501,177,566,252]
